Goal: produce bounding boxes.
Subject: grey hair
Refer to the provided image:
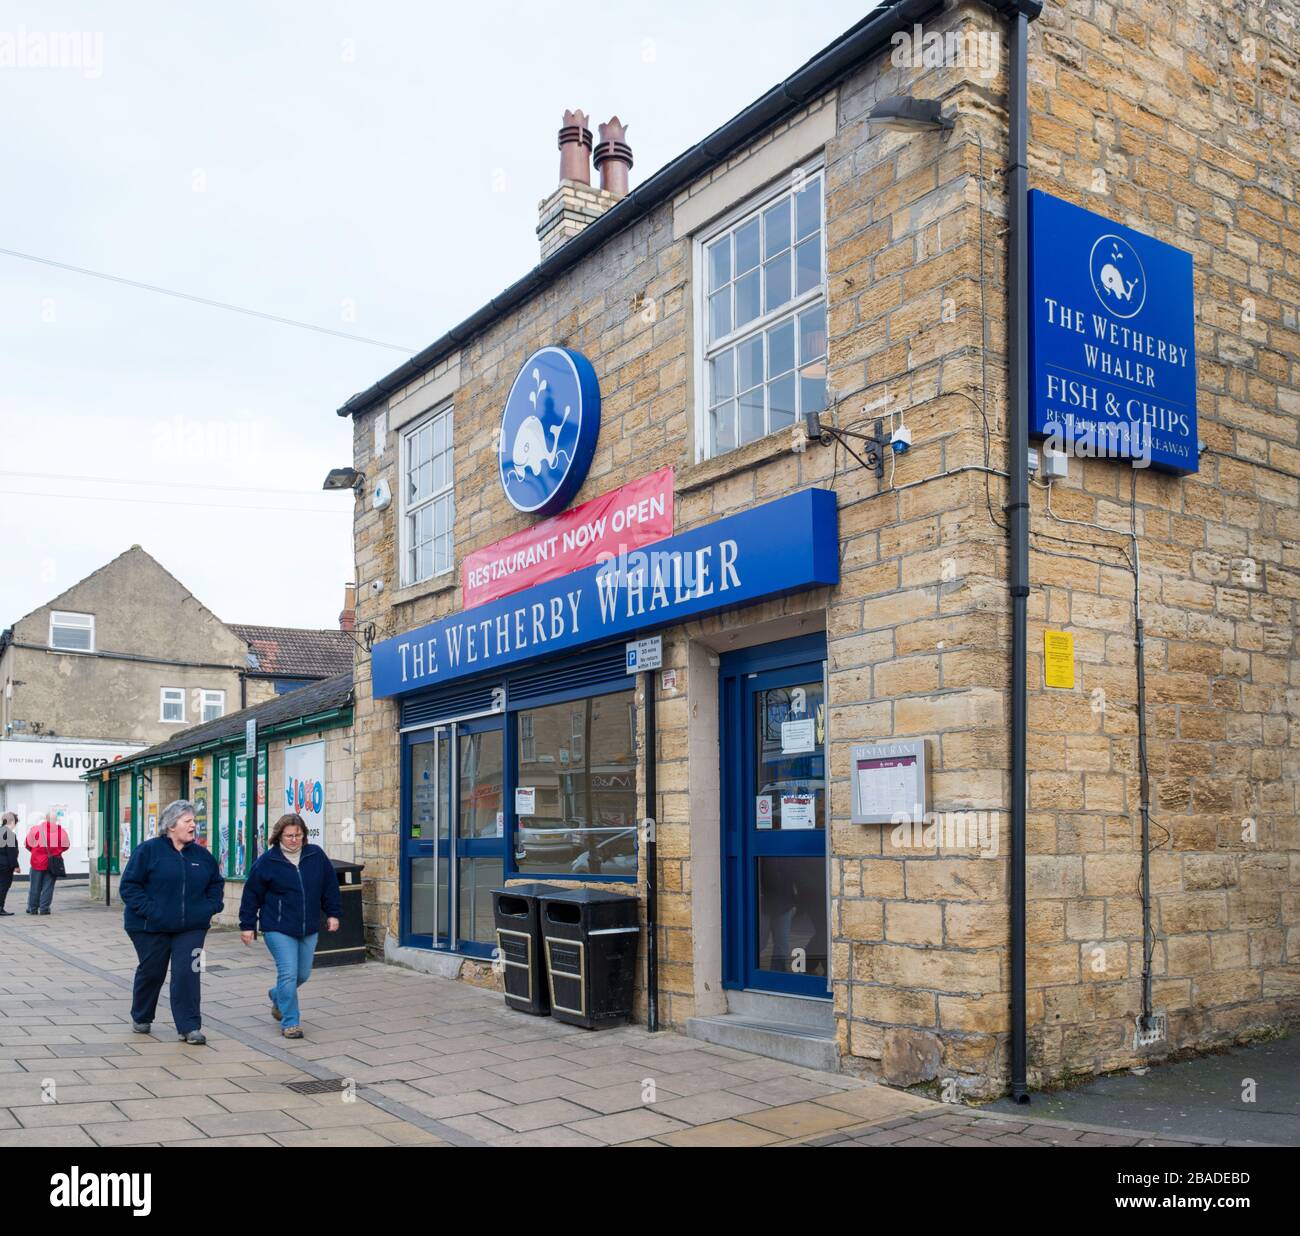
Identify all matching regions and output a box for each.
[158,800,197,836]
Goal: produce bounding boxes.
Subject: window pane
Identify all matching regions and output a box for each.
[735,218,760,274]
[708,238,730,292]
[417,539,432,582]
[459,730,503,839]
[737,335,764,392]
[769,373,797,430]
[709,350,735,404]
[710,400,736,456]
[799,303,827,364]
[734,269,760,329]
[795,235,821,296]
[763,199,791,258]
[800,365,827,416]
[514,692,637,877]
[52,624,91,651]
[458,857,503,947]
[764,251,792,313]
[709,289,732,341]
[767,318,795,378]
[739,388,765,445]
[796,177,821,240]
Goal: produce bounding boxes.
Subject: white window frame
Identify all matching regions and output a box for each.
[160,688,185,723]
[692,159,827,463]
[200,690,225,723]
[48,611,95,653]
[399,404,455,588]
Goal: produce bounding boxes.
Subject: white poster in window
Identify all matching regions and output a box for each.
[781,719,816,754]
[781,793,816,829]
[283,741,326,846]
[755,795,773,829]
[514,787,536,815]
[496,811,504,837]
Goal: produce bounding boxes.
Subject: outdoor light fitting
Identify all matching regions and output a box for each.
[804,413,896,480]
[323,467,365,492]
[868,95,955,132]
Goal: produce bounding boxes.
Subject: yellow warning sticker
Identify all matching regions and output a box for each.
[1044,629,1075,689]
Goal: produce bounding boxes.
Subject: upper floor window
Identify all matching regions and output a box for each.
[160,688,185,723]
[200,690,225,723]
[698,166,827,460]
[49,611,94,652]
[402,407,454,586]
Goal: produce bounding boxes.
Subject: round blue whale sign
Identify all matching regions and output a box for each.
[497,346,601,517]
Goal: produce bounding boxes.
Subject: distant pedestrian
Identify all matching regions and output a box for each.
[25,812,70,915]
[238,813,340,1039]
[0,812,20,916]
[119,799,224,1044]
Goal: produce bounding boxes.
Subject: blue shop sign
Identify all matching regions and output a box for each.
[498,346,601,516]
[372,488,839,699]
[1028,191,1198,474]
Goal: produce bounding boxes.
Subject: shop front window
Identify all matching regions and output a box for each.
[513,689,637,878]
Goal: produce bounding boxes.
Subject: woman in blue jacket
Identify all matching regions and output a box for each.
[239,813,341,1039]
[119,800,224,1044]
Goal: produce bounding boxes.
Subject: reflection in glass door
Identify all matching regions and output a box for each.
[721,636,829,998]
[402,718,504,956]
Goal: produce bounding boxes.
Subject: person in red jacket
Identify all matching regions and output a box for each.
[25,812,69,915]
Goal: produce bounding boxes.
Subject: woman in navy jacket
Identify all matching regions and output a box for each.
[238,813,341,1038]
[119,800,224,1043]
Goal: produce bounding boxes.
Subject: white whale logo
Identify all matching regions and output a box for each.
[1089,233,1146,319]
[508,368,572,480]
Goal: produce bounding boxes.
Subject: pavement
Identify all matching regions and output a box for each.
[0,895,1276,1148]
[983,1034,1300,1146]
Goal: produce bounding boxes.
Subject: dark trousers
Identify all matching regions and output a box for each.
[127,929,207,1034]
[0,868,13,910]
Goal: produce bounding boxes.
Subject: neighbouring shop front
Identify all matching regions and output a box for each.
[373,485,839,1002]
[84,672,355,929]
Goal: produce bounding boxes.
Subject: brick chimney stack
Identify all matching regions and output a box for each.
[339,583,356,632]
[537,111,632,263]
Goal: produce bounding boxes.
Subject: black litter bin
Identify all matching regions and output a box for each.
[540,889,639,1029]
[314,860,366,968]
[492,884,562,1015]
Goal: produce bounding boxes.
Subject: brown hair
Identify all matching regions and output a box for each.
[271,813,308,848]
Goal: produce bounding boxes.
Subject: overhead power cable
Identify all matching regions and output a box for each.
[0,246,419,353]
[0,489,348,516]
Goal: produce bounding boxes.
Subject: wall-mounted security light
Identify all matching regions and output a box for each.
[868,95,955,132]
[322,467,365,492]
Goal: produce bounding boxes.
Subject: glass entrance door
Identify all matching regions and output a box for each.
[402,718,504,956]
[721,636,829,997]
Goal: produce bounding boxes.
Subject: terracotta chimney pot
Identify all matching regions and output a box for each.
[558,109,593,185]
[593,117,633,197]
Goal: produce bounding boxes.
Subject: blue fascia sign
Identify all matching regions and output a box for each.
[1028,190,1198,474]
[371,488,839,699]
[498,346,601,517]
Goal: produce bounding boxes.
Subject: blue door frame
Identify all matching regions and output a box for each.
[721,633,829,998]
[400,715,505,958]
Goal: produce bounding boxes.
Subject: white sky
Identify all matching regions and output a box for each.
[0,1,869,632]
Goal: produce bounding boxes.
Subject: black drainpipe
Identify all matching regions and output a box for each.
[644,668,659,1032]
[993,0,1040,1105]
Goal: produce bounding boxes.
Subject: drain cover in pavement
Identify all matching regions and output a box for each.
[284,1078,349,1095]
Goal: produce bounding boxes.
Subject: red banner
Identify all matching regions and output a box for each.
[463,468,674,608]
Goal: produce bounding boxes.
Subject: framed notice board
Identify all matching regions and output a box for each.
[850,739,928,825]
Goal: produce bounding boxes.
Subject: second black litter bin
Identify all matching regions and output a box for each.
[492,884,562,1014]
[314,860,366,968]
[540,888,640,1029]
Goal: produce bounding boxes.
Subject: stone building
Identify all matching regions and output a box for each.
[0,546,354,874]
[83,671,356,930]
[334,0,1298,1095]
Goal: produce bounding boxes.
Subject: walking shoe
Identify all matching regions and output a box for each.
[38,910,50,915]
[131,1022,151,1034]
[269,996,282,1022]
[25,909,36,915]
[281,1026,304,1039]
[0,909,13,916]
[178,1030,206,1045]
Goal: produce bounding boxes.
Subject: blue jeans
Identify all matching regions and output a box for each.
[27,869,57,913]
[264,931,317,1028]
